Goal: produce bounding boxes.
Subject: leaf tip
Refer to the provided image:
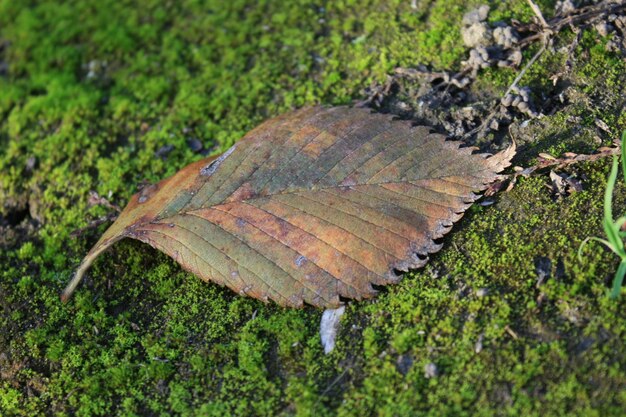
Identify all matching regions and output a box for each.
[487,141,517,173]
[60,290,71,303]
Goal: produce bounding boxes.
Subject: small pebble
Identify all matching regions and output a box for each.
[555,0,575,15]
[503,50,522,67]
[320,305,346,354]
[476,288,489,297]
[424,362,439,379]
[186,138,204,153]
[493,26,519,49]
[462,23,493,48]
[467,47,491,69]
[396,355,414,376]
[155,144,174,158]
[517,101,529,112]
[594,22,612,37]
[25,156,37,171]
[475,333,485,353]
[462,5,490,26]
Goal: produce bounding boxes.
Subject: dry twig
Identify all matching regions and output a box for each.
[485,143,621,196]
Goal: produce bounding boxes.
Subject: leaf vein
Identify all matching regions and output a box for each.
[189,209,331,305]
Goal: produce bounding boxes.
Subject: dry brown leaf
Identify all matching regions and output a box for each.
[62,106,515,308]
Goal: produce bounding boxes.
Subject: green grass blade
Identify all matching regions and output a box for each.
[603,218,625,256]
[604,156,619,224]
[578,236,618,261]
[601,157,624,257]
[621,130,626,183]
[610,260,626,299]
[615,217,626,242]
[615,216,626,230]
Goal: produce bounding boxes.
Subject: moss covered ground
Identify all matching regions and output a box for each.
[1,0,625,415]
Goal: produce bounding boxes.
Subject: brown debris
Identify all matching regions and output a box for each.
[359,0,625,146]
[484,143,620,197]
[87,191,122,213]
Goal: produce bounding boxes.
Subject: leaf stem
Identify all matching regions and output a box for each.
[61,236,121,302]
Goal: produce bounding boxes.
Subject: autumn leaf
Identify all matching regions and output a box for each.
[62,106,515,308]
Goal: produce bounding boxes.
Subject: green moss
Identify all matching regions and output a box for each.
[1,0,626,416]
[333,166,626,417]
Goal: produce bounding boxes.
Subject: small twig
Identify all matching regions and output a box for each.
[320,367,350,396]
[485,144,621,196]
[88,191,122,213]
[517,145,620,175]
[70,213,119,238]
[355,75,395,108]
[70,191,122,237]
[517,1,626,47]
[504,325,519,340]
[394,67,471,86]
[503,41,547,99]
[526,0,549,28]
